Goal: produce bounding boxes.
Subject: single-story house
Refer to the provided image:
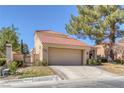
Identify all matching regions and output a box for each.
[95,41,124,60]
[32,30,96,65]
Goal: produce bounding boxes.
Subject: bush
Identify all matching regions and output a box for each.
[8,61,18,75]
[114,59,124,64]
[96,59,102,65]
[14,60,23,67]
[87,59,102,65]
[0,58,6,66]
[87,59,94,65]
[33,59,48,66]
[97,56,107,63]
[114,59,121,64]
[42,60,48,66]
[121,60,124,64]
[91,59,96,64]
[33,60,42,66]
[87,59,90,65]
[101,58,107,63]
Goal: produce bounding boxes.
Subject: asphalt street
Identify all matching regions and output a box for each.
[1,76,124,88]
[30,78,124,88]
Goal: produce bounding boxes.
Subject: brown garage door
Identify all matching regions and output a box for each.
[48,47,82,65]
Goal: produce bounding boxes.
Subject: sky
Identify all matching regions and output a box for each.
[0,6,123,50]
[0,5,95,50]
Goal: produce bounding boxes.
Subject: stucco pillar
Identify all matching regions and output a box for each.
[6,44,13,63]
[83,49,89,65]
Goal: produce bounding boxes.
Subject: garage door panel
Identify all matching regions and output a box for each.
[48,47,82,65]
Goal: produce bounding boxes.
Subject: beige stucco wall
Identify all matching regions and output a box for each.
[83,49,89,65]
[95,45,105,57]
[31,53,39,63]
[42,44,48,62]
[117,53,123,60]
[34,32,43,61]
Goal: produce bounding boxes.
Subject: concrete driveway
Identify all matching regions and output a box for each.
[50,66,118,80]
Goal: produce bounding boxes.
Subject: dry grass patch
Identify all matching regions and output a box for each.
[18,66,54,78]
[100,63,124,76]
[0,66,55,80]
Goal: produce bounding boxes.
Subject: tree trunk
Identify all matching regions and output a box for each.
[108,23,116,62]
[109,43,114,62]
[23,54,26,67]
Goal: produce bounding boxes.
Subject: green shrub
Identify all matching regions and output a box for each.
[87,59,102,65]
[8,61,18,75]
[14,60,23,67]
[93,59,99,65]
[114,59,121,64]
[97,56,107,63]
[42,60,48,66]
[87,59,90,65]
[101,58,107,63]
[33,59,48,66]
[121,60,124,64]
[91,59,96,64]
[0,58,6,66]
[33,60,42,66]
[114,59,124,64]
[96,59,102,65]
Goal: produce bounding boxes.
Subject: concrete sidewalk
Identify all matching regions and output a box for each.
[1,75,124,88]
[0,75,61,85]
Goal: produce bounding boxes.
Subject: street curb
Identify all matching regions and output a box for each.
[0,75,61,84]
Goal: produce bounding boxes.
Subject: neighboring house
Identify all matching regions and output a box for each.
[113,42,124,60]
[96,40,124,60]
[32,30,96,65]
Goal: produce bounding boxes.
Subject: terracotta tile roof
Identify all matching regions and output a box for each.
[35,30,90,47]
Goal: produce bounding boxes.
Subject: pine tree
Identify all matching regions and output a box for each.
[66,5,124,61]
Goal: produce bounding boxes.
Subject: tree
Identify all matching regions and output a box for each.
[21,40,24,54]
[23,44,29,54]
[20,39,29,67]
[0,25,20,54]
[66,6,105,44]
[66,5,124,61]
[21,40,29,54]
